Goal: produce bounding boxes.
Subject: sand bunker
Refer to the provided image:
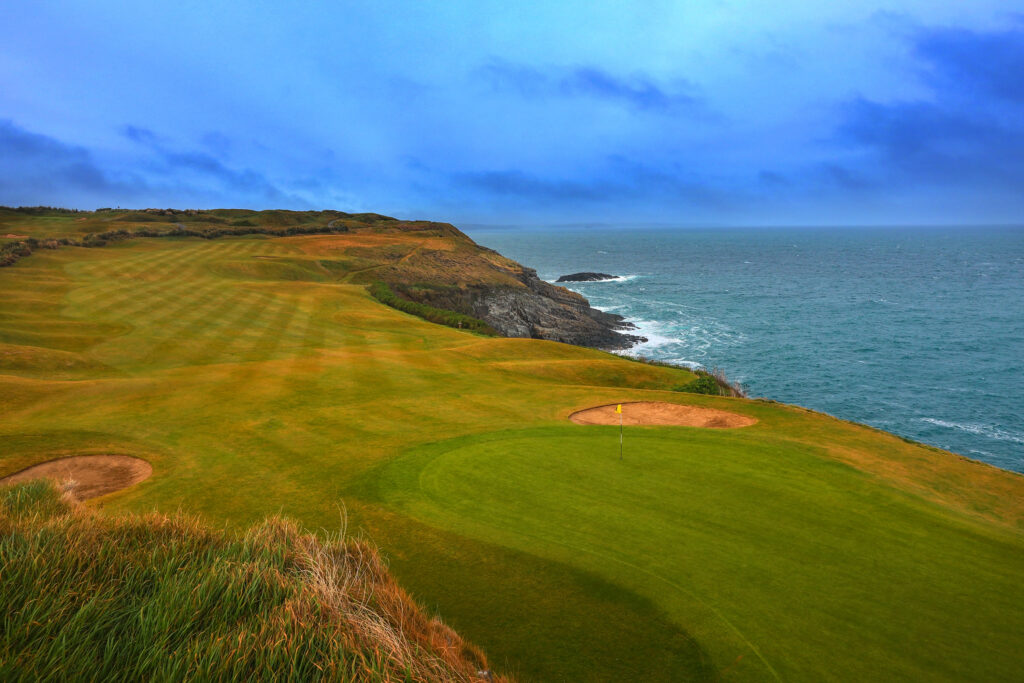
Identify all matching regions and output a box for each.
[0,455,153,500]
[570,401,757,429]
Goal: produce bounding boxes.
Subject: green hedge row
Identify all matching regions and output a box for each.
[367,281,498,336]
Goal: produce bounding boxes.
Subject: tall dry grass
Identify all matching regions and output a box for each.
[0,480,504,682]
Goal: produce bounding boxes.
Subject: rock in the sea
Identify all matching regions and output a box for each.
[556,272,617,282]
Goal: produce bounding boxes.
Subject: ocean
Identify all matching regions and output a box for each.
[465,225,1024,474]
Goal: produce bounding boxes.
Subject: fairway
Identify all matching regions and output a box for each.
[2,230,1023,681]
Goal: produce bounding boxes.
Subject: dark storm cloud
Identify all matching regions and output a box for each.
[0,120,145,203]
[120,125,160,145]
[835,98,1023,184]
[832,23,1024,190]
[1,119,312,209]
[454,170,612,203]
[914,24,1024,103]
[478,60,700,111]
[120,123,296,202]
[452,156,723,209]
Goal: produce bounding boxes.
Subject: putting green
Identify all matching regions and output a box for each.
[371,426,1024,682]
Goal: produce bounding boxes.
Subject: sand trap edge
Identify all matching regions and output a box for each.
[0,455,153,500]
[569,401,758,429]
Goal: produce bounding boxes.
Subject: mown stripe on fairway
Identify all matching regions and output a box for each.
[213,292,288,363]
[69,241,208,284]
[65,249,220,318]
[271,293,322,352]
[88,283,229,360]
[72,238,268,289]
[183,290,276,365]
[156,284,264,353]
[78,276,227,352]
[128,286,262,368]
[274,295,335,400]
[69,269,214,323]
[128,280,229,331]
[237,292,300,364]
[72,240,293,326]
[63,240,295,327]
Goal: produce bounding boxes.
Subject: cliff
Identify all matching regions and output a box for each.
[346,220,646,349]
[467,266,644,349]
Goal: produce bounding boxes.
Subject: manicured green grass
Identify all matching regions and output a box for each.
[1,231,1022,681]
[368,428,1024,681]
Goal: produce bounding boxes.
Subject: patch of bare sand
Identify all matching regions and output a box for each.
[0,455,152,500]
[570,401,757,428]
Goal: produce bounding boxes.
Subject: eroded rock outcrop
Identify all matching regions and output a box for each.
[470,268,645,349]
[352,221,646,350]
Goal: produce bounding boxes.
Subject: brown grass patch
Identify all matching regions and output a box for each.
[1,481,506,681]
[0,455,152,500]
[285,233,456,256]
[570,401,757,428]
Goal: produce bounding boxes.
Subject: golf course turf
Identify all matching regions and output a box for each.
[2,219,1022,681]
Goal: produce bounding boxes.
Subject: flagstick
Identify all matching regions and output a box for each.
[619,409,623,460]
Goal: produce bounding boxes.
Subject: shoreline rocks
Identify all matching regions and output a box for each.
[371,223,645,351]
[556,272,618,282]
[470,268,646,350]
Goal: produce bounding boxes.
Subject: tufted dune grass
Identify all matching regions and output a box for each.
[0,479,504,682]
[1,219,1023,681]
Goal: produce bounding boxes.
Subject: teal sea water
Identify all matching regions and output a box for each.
[467,226,1024,473]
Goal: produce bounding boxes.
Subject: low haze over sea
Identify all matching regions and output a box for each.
[469,225,1024,473]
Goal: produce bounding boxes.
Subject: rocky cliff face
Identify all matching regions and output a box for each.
[469,268,646,350]
[355,221,646,350]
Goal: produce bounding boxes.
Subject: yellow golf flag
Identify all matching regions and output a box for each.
[615,404,622,414]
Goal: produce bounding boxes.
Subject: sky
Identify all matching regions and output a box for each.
[1,1,1022,226]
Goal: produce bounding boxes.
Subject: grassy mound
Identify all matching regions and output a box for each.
[0,480,503,682]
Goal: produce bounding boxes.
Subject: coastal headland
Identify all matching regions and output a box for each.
[2,207,1023,681]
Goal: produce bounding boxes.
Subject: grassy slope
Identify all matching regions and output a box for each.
[0,480,503,682]
[1,221,1022,681]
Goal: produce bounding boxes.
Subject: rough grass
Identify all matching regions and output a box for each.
[0,480,503,682]
[0,229,1022,681]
